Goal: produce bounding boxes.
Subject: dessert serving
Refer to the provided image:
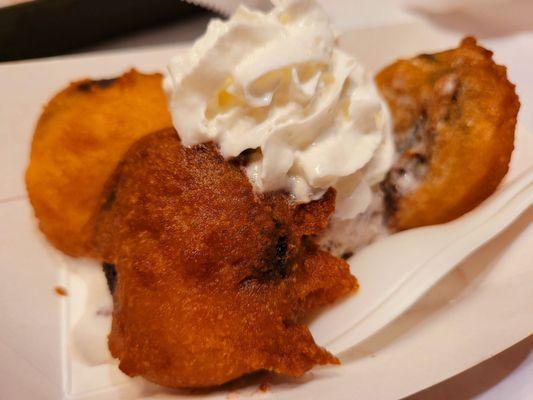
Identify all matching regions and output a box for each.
[25,0,519,390]
[377,37,518,230]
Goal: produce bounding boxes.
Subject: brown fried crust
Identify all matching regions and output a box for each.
[91,129,357,388]
[25,70,172,256]
[376,37,519,229]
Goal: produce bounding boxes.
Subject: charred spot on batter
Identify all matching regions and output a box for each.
[274,235,289,278]
[103,262,117,294]
[419,53,437,62]
[77,78,118,92]
[341,251,353,260]
[241,231,290,286]
[101,186,117,210]
[259,232,290,281]
[100,160,126,211]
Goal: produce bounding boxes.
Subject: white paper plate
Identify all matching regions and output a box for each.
[1,21,532,400]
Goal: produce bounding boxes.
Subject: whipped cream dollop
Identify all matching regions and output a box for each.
[165,0,393,223]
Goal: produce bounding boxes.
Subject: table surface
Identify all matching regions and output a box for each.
[9,0,533,398]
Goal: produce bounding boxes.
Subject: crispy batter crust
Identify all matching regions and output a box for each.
[91,129,357,388]
[376,37,519,229]
[25,70,172,256]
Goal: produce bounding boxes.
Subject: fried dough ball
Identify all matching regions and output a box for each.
[376,37,519,230]
[91,129,357,388]
[25,70,172,256]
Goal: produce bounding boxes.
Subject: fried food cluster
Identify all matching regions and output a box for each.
[376,37,519,230]
[24,37,519,390]
[90,129,357,388]
[25,70,172,256]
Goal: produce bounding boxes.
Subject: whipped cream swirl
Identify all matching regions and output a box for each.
[165,0,393,221]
